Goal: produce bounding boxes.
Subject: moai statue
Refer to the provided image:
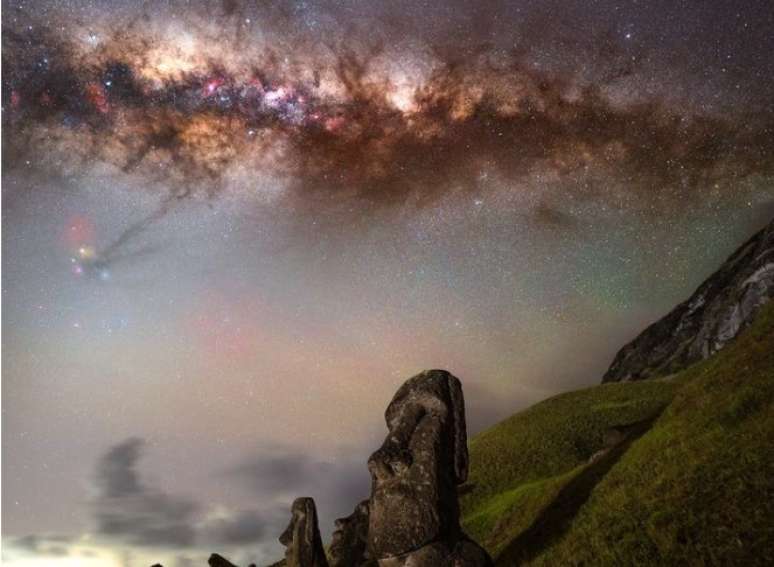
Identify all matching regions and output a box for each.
[279,497,329,567]
[367,370,492,567]
[329,500,372,567]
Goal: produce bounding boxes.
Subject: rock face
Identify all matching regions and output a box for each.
[329,500,372,567]
[279,497,329,567]
[367,369,492,566]
[603,218,774,382]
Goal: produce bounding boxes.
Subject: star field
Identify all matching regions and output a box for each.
[2,1,774,566]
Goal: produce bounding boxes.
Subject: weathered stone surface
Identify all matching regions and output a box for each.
[279,497,329,567]
[208,553,237,567]
[329,500,371,567]
[375,537,493,567]
[603,217,774,382]
[367,369,491,566]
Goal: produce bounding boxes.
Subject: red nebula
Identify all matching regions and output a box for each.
[85,83,110,114]
[63,215,95,249]
[203,78,224,96]
[324,115,346,132]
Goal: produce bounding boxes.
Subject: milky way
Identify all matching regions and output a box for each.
[4,1,773,210]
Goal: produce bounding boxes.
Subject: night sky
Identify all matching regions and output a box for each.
[2,1,774,565]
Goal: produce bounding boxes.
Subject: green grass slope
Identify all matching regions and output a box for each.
[460,369,678,557]
[462,302,774,566]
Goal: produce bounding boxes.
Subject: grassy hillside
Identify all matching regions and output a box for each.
[461,302,774,566]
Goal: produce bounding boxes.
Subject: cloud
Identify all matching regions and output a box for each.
[94,438,200,547]
[5,534,74,557]
[221,448,371,537]
[8,439,442,563]
[3,439,454,562]
[226,451,335,494]
[92,438,295,553]
[96,437,145,497]
[203,510,278,545]
[173,555,196,567]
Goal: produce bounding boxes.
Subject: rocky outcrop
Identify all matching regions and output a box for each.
[279,497,329,567]
[329,500,372,567]
[367,369,492,566]
[603,218,774,382]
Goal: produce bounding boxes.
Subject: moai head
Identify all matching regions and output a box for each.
[329,499,370,567]
[367,370,469,560]
[279,497,329,567]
